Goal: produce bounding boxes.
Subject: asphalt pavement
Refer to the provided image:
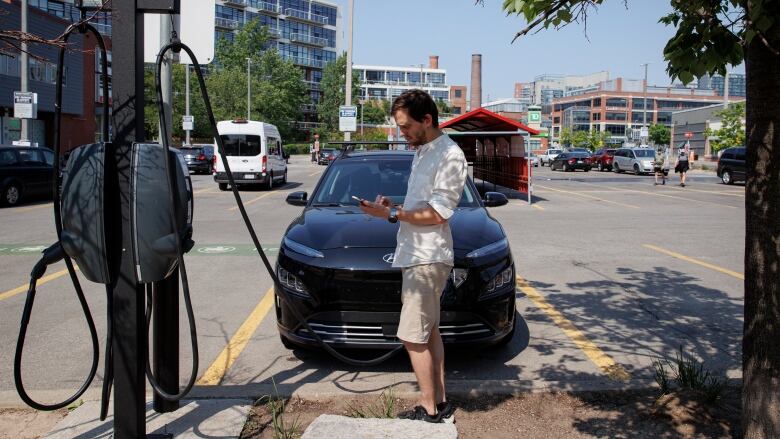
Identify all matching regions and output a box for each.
[0,155,744,409]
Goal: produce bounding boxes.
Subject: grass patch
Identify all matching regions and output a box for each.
[652,346,726,404]
[254,379,302,439]
[345,386,397,419]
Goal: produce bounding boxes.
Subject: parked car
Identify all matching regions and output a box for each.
[318,148,341,165]
[589,148,617,172]
[213,119,288,191]
[276,150,517,350]
[566,147,591,155]
[179,144,214,174]
[717,146,746,184]
[525,152,539,167]
[0,145,55,207]
[539,148,562,166]
[550,152,591,172]
[612,147,655,175]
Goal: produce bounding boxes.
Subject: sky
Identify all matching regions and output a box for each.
[328,0,744,100]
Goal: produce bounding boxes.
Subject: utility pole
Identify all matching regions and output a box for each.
[723,71,730,109]
[159,16,173,143]
[185,64,191,145]
[20,0,29,143]
[247,58,251,120]
[344,0,354,141]
[641,62,649,144]
[360,103,364,138]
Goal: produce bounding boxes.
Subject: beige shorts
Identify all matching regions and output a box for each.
[397,263,451,344]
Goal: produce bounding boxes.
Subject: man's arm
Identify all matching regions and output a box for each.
[359,202,445,225]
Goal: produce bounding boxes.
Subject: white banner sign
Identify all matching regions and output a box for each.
[339,105,357,132]
[182,115,194,131]
[13,91,37,119]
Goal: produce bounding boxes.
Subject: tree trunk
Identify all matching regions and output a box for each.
[742,2,780,438]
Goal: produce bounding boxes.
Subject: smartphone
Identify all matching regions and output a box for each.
[351,195,367,205]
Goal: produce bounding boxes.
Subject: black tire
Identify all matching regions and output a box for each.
[563,163,569,172]
[633,164,640,175]
[218,183,229,191]
[2,183,22,206]
[613,162,621,173]
[584,167,590,172]
[266,172,274,191]
[597,162,603,172]
[550,162,555,171]
[282,170,288,185]
[721,170,733,185]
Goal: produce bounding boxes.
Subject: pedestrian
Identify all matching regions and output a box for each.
[360,89,467,423]
[674,144,690,187]
[653,145,668,185]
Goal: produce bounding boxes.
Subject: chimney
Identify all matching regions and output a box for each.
[470,54,482,110]
[429,55,439,69]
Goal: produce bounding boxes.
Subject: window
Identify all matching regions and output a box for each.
[219,135,262,156]
[735,148,746,161]
[0,150,18,166]
[366,70,383,82]
[605,125,626,136]
[592,112,601,121]
[18,149,45,164]
[631,112,650,123]
[606,98,627,108]
[721,151,735,160]
[454,89,462,98]
[267,137,280,155]
[387,71,404,82]
[606,112,626,121]
[42,150,54,165]
[592,98,601,107]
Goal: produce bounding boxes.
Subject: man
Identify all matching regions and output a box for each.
[360,90,467,423]
[653,145,668,185]
[675,142,690,187]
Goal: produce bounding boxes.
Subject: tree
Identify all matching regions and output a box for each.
[362,102,388,125]
[318,54,361,135]
[489,1,780,436]
[648,124,671,146]
[586,129,611,151]
[706,102,746,153]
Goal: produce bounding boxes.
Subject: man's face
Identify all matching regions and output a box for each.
[394,109,430,147]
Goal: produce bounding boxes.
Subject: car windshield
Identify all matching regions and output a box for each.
[634,149,654,157]
[219,135,261,156]
[570,152,590,158]
[549,149,562,154]
[312,156,480,208]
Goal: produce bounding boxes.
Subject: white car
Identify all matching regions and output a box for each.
[539,149,562,166]
[612,147,655,175]
[525,153,539,167]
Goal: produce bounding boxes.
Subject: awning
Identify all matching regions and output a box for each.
[440,107,541,135]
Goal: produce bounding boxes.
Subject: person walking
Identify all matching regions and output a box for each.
[360,90,467,423]
[654,145,668,185]
[674,143,690,187]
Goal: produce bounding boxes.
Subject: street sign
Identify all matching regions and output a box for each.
[527,109,541,123]
[339,105,358,132]
[684,132,693,139]
[144,1,216,64]
[640,127,649,138]
[13,92,37,119]
[182,115,194,131]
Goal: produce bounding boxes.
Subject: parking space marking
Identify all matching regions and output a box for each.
[197,286,275,385]
[516,275,631,381]
[531,204,545,211]
[194,188,217,195]
[308,171,322,177]
[661,185,744,198]
[228,192,274,211]
[535,184,640,209]
[643,244,744,280]
[12,203,53,213]
[0,266,77,302]
[577,181,739,209]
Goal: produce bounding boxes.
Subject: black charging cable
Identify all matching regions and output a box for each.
[13,21,109,413]
[155,41,402,367]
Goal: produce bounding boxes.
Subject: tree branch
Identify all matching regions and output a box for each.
[511,0,571,43]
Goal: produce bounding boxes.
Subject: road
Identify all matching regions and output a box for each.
[0,155,744,405]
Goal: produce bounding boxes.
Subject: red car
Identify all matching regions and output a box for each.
[589,148,617,171]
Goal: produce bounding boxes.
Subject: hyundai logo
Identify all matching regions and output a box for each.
[382,253,395,264]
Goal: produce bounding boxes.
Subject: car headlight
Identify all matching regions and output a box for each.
[479,266,514,300]
[277,266,311,298]
[466,238,509,259]
[451,268,468,288]
[283,237,324,258]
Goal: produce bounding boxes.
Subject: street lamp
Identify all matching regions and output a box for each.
[246,57,251,120]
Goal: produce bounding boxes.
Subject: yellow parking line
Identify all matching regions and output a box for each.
[661,186,744,197]
[536,184,640,209]
[194,187,216,195]
[197,287,275,385]
[577,181,738,209]
[228,192,274,211]
[516,276,630,381]
[643,244,744,280]
[0,266,77,301]
[531,204,545,211]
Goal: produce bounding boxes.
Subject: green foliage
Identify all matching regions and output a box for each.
[318,54,361,132]
[705,102,746,152]
[648,124,671,146]
[214,19,270,70]
[585,129,610,150]
[559,127,589,147]
[283,143,311,155]
[652,347,726,404]
[255,379,302,439]
[361,102,388,125]
[346,386,396,419]
[436,99,452,115]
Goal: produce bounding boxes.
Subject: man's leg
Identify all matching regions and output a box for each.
[403,341,437,415]
[429,326,446,404]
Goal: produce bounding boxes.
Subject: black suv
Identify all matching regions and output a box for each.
[717,146,746,184]
[180,144,215,174]
[0,145,55,207]
[276,150,517,351]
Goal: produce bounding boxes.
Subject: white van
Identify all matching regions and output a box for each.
[213,119,287,191]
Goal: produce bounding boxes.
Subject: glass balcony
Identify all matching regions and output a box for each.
[289,33,328,47]
[284,8,329,25]
[257,1,281,14]
[266,27,282,38]
[287,56,325,69]
[215,17,239,30]
[224,0,246,7]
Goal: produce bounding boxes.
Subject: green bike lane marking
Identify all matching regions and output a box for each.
[0,244,278,256]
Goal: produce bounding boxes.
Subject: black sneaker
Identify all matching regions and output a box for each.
[437,401,455,424]
[397,405,441,423]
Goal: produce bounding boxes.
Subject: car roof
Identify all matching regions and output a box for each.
[340,150,415,159]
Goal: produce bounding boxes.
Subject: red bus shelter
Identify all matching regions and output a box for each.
[441,108,540,198]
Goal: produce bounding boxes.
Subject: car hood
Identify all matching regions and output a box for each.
[284,206,505,251]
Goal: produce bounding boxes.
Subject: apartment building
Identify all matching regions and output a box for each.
[514,71,609,108]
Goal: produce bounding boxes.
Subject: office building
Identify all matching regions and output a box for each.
[514,71,609,107]
[551,77,731,145]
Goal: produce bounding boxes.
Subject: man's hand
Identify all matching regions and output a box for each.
[374,195,392,207]
[359,199,390,219]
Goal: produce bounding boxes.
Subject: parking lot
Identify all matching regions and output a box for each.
[0,155,744,404]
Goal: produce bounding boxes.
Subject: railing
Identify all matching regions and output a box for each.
[224,0,246,7]
[289,33,329,47]
[286,56,325,68]
[256,1,280,13]
[295,121,324,129]
[304,81,321,91]
[300,104,317,113]
[215,17,239,30]
[284,8,329,25]
[266,27,282,38]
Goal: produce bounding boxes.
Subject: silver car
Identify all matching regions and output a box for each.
[612,147,655,175]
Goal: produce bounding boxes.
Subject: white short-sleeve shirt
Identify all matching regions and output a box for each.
[392,133,468,268]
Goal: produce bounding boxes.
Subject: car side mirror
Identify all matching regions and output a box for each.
[483,192,508,207]
[286,191,308,206]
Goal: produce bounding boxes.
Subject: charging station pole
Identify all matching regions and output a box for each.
[111,1,180,437]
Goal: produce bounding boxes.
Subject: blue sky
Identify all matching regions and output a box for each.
[329,0,744,100]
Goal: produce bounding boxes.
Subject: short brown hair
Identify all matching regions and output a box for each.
[391,89,439,128]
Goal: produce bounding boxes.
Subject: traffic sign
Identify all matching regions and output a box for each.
[144,1,216,64]
[13,91,37,119]
[684,132,693,139]
[182,115,194,131]
[640,127,649,138]
[339,105,357,132]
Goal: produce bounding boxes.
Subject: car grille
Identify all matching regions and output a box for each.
[295,321,493,345]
